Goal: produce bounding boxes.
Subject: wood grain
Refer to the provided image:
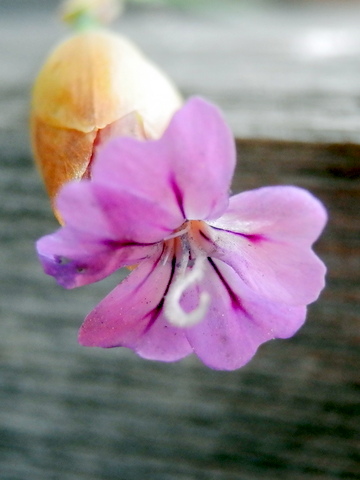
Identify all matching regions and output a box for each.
[0,138,359,480]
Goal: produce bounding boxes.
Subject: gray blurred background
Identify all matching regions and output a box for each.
[0,1,359,479]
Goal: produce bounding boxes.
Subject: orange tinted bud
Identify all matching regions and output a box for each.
[31,29,182,218]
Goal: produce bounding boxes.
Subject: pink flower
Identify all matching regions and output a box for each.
[37,97,327,370]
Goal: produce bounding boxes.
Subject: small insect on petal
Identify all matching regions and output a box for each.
[31,29,182,219]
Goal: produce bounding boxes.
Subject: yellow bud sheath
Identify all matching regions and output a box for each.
[31,29,182,218]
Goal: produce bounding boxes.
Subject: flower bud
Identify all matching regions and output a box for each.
[31,29,182,218]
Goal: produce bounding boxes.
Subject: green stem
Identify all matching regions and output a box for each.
[67,10,102,31]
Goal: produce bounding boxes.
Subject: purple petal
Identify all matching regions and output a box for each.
[211,186,328,244]
[92,97,236,221]
[184,258,306,370]
[208,186,327,305]
[37,226,159,288]
[57,180,182,243]
[78,250,193,362]
[36,178,185,288]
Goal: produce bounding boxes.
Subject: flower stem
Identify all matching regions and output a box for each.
[61,0,122,31]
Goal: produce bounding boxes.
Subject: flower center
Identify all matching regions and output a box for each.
[163,221,190,241]
[163,220,211,328]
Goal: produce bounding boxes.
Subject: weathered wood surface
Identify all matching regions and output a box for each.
[0,2,359,480]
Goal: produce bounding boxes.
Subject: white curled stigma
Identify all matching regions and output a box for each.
[164,254,210,328]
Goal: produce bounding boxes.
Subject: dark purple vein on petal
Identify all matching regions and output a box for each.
[142,254,177,334]
[208,257,249,316]
[102,239,159,248]
[169,175,186,219]
[209,226,266,244]
[199,229,212,243]
[130,244,166,296]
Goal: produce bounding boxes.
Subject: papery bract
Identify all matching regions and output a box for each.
[31,29,182,218]
[36,97,327,370]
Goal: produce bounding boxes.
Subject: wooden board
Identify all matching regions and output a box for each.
[0,138,359,480]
